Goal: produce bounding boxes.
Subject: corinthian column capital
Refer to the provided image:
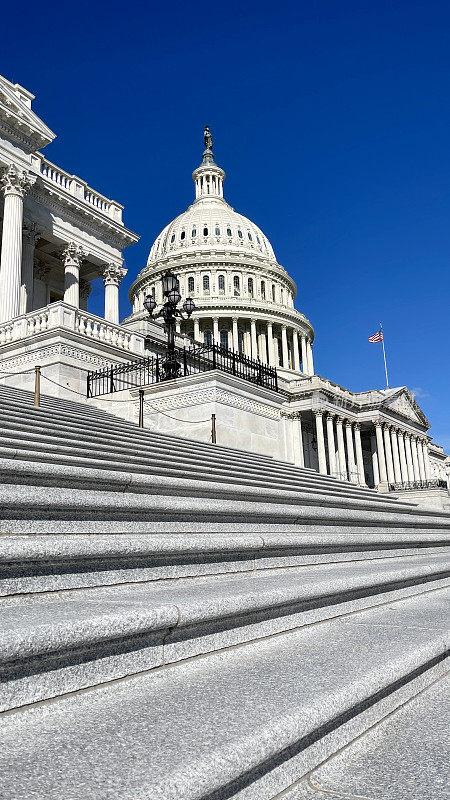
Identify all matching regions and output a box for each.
[23,220,42,246]
[1,164,33,198]
[102,262,127,287]
[62,241,85,268]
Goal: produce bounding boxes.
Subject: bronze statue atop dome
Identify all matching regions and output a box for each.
[204,126,213,151]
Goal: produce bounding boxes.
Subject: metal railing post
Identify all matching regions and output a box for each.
[34,366,41,407]
[139,389,144,428]
[211,413,216,443]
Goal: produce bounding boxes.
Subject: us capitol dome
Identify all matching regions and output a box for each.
[127,128,315,376]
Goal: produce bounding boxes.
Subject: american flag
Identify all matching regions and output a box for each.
[368,330,383,343]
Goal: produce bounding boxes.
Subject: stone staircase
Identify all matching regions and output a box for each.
[0,384,449,799]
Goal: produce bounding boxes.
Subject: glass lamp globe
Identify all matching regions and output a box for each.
[143,294,157,314]
[183,297,196,317]
[162,270,179,296]
[167,287,182,305]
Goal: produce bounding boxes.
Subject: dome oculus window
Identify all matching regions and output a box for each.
[238,230,243,239]
[192,228,197,238]
[170,234,175,243]
[188,276,195,293]
[203,275,210,292]
[218,274,225,293]
[215,226,220,236]
[256,235,260,245]
[233,275,240,296]
[227,227,232,236]
[203,227,208,237]
[180,231,185,240]
[248,232,253,241]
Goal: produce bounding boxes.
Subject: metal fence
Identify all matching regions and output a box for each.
[388,479,448,492]
[87,342,278,397]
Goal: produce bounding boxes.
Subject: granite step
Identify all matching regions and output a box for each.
[1,531,449,596]
[1,590,447,800]
[1,555,449,712]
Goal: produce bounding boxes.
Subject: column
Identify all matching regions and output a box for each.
[307,339,314,375]
[345,421,357,483]
[390,426,402,483]
[370,433,380,486]
[336,416,347,480]
[326,414,337,477]
[62,241,84,308]
[292,330,300,372]
[422,438,431,480]
[193,317,200,341]
[79,280,92,312]
[382,423,395,483]
[314,410,327,475]
[232,317,239,351]
[411,436,421,481]
[405,433,416,481]
[292,413,305,467]
[266,321,275,367]
[417,438,426,481]
[0,164,32,322]
[354,422,366,485]
[281,325,289,367]
[258,330,267,363]
[250,318,258,359]
[398,430,409,483]
[374,421,388,483]
[300,335,307,374]
[102,263,126,324]
[20,220,41,314]
[213,317,219,344]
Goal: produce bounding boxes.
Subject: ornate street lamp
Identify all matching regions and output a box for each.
[144,270,195,379]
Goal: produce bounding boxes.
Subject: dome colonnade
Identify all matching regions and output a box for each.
[128,129,315,375]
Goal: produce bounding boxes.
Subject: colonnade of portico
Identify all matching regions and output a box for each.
[183,314,314,374]
[0,163,126,325]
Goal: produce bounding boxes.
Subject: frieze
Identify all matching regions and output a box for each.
[144,388,281,419]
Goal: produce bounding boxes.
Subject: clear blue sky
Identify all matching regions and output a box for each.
[3,0,450,448]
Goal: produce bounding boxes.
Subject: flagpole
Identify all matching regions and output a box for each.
[380,322,389,389]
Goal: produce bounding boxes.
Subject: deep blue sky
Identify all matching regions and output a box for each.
[3,1,450,448]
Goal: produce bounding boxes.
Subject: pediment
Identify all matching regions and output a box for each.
[0,75,55,151]
[384,389,429,427]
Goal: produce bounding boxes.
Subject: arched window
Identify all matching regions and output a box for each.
[192,228,197,238]
[188,276,195,293]
[180,231,185,240]
[220,330,229,350]
[248,232,253,241]
[203,275,210,293]
[238,229,243,239]
[272,284,276,302]
[261,280,265,299]
[170,234,175,243]
[233,275,240,296]
[203,227,208,236]
[248,277,254,296]
[218,274,225,294]
[227,227,232,236]
[215,226,220,236]
[204,330,213,346]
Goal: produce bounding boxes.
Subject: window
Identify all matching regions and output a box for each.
[188,276,195,293]
[280,289,284,304]
[248,277,254,296]
[220,330,229,350]
[203,275,210,292]
[261,280,265,299]
[272,284,276,302]
[238,230,243,239]
[151,287,156,299]
[180,231,185,240]
[203,227,208,236]
[248,232,253,241]
[170,234,175,243]
[215,226,220,236]
[256,235,260,245]
[238,331,245,353]
[204,330,213,346]
[192,228,197,237]
[233,275,240,296]
[227,227,232,236]
[218,274,225,294]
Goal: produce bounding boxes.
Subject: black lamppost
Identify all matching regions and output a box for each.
[144,270,195,380]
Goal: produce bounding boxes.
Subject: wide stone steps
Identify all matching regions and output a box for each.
[1,590,448,800]
[1,555,448,713]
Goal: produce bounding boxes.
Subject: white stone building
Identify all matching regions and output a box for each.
[0,76,448,507]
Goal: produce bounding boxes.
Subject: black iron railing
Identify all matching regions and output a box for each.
[388,479,448,492]
[87,342,278,397]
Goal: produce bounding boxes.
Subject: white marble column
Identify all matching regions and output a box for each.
[292,330,300,372]
[374,421,388,483]
[250,318,258,359]
[281,325,289,368]
[62,242,85,308]
[20,221,41,314]
[0,164,32,322]
[307,339,314,375]
[345,421,357,483]
[292,413,304,467]
[326,414,337,477]
[314,410,327,475]
[232,317,239,351]
[267,321,275,367]
[417,438,426,481]
[398,430,409,483]
[336,416,347,480]
[213,317,219,344]
[390,426,402,483]
[411,436,421,481]
[258,330,266,363]
[193,317,200,341]
[383,424,395,483]
[422,438,431,480]
[301,335,308,374]
[405,433,416,481]
[354,422,366,485]
[102,263,127,324]
[370,433,380,486]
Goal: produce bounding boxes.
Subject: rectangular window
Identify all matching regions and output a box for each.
[220,330,229,350]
